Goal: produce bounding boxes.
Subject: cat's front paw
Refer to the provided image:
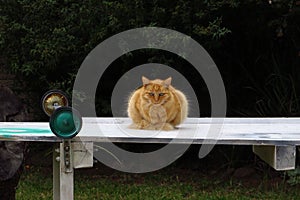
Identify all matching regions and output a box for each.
[161,123,174,131]
[129,120,174,131]
[130,119,151,129]
[152,122,174,131]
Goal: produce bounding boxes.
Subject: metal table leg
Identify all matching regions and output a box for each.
[52,141,93,200]
[53,141,74,200]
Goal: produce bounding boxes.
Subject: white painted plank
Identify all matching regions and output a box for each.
[0,118,300,144]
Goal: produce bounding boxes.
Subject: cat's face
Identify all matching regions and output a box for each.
[141,77,172,105]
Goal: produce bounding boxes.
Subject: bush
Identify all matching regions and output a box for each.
[0,0,299,117]
[0,0,235,117]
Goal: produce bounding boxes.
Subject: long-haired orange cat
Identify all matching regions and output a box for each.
[127,76,188,130]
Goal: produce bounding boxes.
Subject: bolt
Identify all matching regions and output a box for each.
[65,146,70,152]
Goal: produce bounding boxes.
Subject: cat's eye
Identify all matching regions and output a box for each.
[148,92,155,96]
[159,93,165,96]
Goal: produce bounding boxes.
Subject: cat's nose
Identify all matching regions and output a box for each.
[153,100,160,104]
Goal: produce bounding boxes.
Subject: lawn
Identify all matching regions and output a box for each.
[16,164,300,200]
[14,144,300,199]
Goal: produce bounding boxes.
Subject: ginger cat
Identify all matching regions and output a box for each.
[127,76,188,130]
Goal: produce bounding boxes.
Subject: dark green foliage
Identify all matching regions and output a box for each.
[286,166,300,185]
[210,0,300,116]
[0,0,299,117]
[0,0,232,116]
[1,0,107,93]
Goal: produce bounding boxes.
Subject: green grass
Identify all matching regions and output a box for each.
[16,166,300,200]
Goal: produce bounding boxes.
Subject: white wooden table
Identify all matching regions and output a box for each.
[1,117,300,199]
[2,117,300,144]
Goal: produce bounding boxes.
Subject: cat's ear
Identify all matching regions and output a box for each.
[142,76,150,85]
[164,77,172,87]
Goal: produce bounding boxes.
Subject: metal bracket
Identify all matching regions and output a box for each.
[63,140,73,173]
[72,142,93,169]
[253,145,296,171]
